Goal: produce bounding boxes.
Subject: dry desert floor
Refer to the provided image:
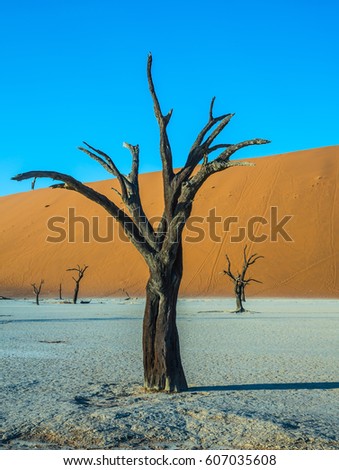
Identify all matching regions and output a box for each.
[0,298,338,450]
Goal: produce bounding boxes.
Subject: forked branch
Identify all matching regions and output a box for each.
[183,138,270,201]
[67,264,89,304]
[176,94,270,192]
[176,98,234,183]
[12,171,155,260]
[77,142,156,248]
[224,254,236,281]
[31,279,44,305]
[242,245,264,278]
[78,142,128,200]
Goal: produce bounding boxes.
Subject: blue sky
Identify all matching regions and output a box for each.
[0,0,338,196]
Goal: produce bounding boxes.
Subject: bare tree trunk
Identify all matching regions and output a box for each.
[235,282,245,313]
[32,280,44,306]
[59,283,63,300]
[143,244,188,392]
[73,282,80,304]
[67,265,88,304]
[235,292,245,313]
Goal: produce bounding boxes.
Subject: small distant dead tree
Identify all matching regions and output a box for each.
[31,280,44,305]
[224,246,263,313]
[67,265,88,304]
[120,288,130,300]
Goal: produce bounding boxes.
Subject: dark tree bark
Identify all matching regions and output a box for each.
[67,265,88,304]
[13,54,270,392]
[59,283,63,300]
[143,240,188,391]
[224,246,263,313]
[31,280,44,305]
[234,278,245,313]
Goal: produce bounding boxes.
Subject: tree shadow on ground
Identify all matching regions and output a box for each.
[189,382,339,392]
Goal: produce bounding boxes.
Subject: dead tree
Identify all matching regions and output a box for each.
[12,54,270,392]
[31,280,44,305]
[66,265,88,304]
[224,246,263,312]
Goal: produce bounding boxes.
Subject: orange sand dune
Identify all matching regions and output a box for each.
[1,146,339,299]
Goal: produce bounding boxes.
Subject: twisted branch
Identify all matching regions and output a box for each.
[12,170,156,260]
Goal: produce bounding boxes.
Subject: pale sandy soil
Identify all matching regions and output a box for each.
[0,298,338,450]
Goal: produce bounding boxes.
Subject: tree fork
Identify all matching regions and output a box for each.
[224,246,264,313]
[67,264,88,304]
